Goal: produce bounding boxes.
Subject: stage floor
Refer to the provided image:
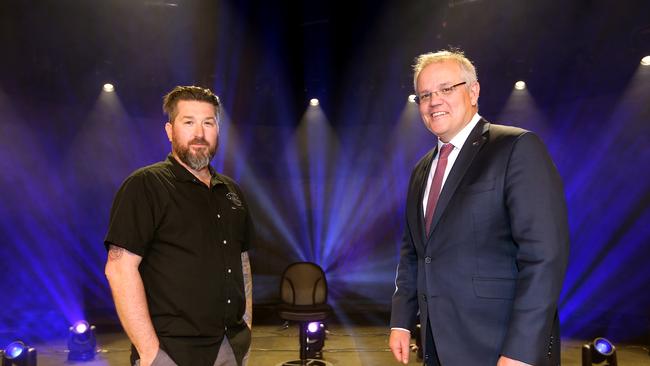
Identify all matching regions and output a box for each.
[31,324,650,365]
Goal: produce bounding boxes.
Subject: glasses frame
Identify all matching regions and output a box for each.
[414,81,468,105]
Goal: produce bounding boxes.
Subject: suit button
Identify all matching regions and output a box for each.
[425,256,432,264]
[421,294,427,302]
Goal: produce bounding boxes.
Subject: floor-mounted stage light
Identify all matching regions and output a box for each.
[581,337,617,366]
[1,341,37,366]
[67,320,97,361]
[304,321,326,359]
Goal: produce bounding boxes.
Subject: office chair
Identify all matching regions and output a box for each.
[278,262,332,366]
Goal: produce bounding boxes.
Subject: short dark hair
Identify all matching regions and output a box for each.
[162,86,221,123]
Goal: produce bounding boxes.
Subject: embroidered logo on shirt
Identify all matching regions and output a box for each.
[226,192,243,207]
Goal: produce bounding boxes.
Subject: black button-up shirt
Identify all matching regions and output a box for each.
[105,154,253,366]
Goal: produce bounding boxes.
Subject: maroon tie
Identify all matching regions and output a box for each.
[425,143,454,234]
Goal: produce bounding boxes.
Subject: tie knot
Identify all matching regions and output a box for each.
[439,143,453,159]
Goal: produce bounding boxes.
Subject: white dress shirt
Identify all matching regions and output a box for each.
[421,113,482,214]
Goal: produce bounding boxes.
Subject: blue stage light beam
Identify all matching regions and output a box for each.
[557,65,650,338]
[299,105,340,265]
[214,110,306,259]
[317,101,431,275]
[0,90,92,340]
[496,85,550,140]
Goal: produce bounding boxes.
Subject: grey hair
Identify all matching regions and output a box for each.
[413,49,478,91]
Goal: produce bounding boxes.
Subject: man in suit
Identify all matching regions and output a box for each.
[389,50,569,365]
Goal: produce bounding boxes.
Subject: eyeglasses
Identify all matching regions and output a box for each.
[414,81,467,105]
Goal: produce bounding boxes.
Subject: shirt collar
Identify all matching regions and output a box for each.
[438,113,482,151]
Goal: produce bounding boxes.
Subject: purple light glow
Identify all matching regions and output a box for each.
[307,322,320,333]
[594,338,613,355]
[4,341,26,359]
[72,320,89,334]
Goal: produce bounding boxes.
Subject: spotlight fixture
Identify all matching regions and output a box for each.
[103,83,115,92]
[581,337,617,366]
[304,321,326,359]
[309,98,319,106]
[67,320,97,361]
[307,322,319,333]
[408,94,416,103]
[514,81,526,90]
[641,56,650,66]
[1,341,37,366]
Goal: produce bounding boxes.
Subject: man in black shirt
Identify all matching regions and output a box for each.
[105,86,253,366]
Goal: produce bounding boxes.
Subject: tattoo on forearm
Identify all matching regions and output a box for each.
[108,245,125,261]
[241,252,253,327]
[242,255,252,296]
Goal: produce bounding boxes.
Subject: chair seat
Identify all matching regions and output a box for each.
[278,303,331,322]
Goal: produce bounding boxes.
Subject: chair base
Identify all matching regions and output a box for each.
[281,360,330,366]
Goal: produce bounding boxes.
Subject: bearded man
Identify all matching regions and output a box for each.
[105,86,254,366]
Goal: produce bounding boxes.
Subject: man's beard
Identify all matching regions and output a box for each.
[173,137,217,171]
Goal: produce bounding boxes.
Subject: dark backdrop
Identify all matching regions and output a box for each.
[1,0,649,344]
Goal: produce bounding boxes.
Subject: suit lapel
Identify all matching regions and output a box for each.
[427,119,490,238]
[408,148,436,247]
[418,148,437,241]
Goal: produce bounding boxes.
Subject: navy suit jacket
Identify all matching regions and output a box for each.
[390,119,569,365]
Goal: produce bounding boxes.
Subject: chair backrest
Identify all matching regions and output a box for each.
[280,262,328,306]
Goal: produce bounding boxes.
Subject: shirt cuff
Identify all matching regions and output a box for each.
[391,327,411,334]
